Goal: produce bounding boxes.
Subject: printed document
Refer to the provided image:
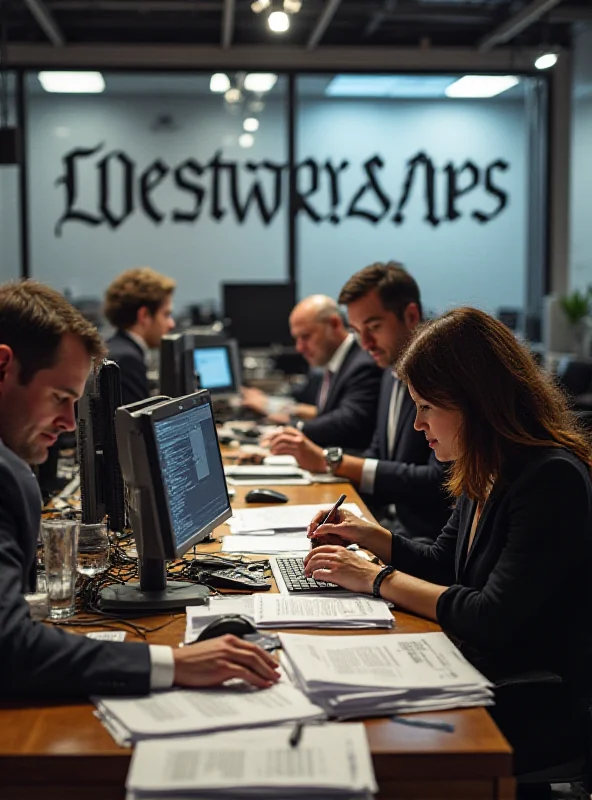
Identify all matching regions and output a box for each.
[229,502,363,534]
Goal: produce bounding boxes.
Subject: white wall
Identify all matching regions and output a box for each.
[27,93,289,308]
[298,98,527,316]
[569,24,592,292]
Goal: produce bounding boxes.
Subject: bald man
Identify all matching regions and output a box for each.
[241,295,382,451]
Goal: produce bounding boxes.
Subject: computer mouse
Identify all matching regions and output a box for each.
[196,614,258,642]
[244,488,289,504]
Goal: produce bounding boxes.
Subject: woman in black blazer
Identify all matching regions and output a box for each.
[304,307,592,786]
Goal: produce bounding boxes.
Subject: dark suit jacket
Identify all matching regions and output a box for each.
[107,330,150,407]
[0,441,150,698]
[362,370,450,540]
[300,340,382,451]
[390,447,592,771]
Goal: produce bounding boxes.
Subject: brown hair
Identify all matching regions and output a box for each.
[338,262,422,321]
[104,267,176,330]
[0,280,105,384]
[397,306,592,502]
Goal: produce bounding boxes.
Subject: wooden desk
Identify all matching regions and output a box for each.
[0,482,514,800]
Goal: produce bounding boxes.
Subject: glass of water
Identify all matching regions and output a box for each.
[77,522,110,577]
[41,519,78,619]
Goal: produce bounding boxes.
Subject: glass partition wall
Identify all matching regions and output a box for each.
[20,69,548,326]
[0,71,22,281]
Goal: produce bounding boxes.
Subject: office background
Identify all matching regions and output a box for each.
[0,4,591,328]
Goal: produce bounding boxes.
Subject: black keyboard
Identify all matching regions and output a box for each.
[275,556,348,593]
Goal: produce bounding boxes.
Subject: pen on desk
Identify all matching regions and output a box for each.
[391,716,455,733]
[289,721,305,748]
[310,493,347,548]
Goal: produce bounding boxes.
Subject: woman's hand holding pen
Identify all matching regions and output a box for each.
[307,509,393,563]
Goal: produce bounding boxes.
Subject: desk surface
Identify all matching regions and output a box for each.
[0,481,514,800]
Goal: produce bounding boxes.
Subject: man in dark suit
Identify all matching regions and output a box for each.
[104,267,177,406]
[0,280,279,699]
[241,295,382,451]
[268,264,450,541]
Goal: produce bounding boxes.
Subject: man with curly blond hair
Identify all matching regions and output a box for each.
[105,267,176,405]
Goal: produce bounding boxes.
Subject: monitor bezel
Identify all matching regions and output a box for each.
[142,390,232,558]
[192,338,241,395]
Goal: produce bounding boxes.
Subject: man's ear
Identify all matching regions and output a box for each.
[403,302,421,331]
[0,345,15,385]
[136,306,152,327]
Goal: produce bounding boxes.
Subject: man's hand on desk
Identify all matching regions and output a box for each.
[240,386,271,416]
[173,635,280,689]
[264,427,326,473]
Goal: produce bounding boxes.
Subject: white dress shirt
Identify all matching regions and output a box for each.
[149,645,176,689]
[360,373,405,496]
[125,330,150,365]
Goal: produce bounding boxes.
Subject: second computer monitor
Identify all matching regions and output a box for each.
[223,282,296,347]
[193,338,241,395]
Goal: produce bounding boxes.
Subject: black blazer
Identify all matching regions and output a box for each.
[390,446,592,693]
[300,340,382,451]
[0,441,151,698]
[107,330,150,407]
[363,370,450,540]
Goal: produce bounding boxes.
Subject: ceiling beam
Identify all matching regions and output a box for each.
[5,42,545,70]
[49,1,219,8]
[22,0,66,46]
[306,0,343,50]
[478,0,565,52]
[550,5,592,22]
[221,0,235,48]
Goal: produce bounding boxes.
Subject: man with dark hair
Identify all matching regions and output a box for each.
[105,267,176,406]
[0,280,279,699]
[242,294,382,450]
[268,262,450,541]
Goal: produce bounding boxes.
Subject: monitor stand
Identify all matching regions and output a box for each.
[100,558,209,612]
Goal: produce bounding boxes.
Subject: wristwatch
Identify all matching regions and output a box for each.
[322,446,343,473]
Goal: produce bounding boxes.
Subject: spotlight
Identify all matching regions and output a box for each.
[210,73,230,93]
[239,133,255,148]
[251,0,271,11]
[243,118,260,132]
[268,10,289,32]
[224,88,242,104]
[244,73,278,92]
[534,52,559,70]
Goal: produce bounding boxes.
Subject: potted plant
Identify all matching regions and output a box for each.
[560,288,592,357]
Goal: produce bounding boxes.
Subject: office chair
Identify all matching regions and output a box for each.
[557,359,592,398]
[494,672,591,799]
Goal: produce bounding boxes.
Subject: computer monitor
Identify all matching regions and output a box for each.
[100,390,231,612]
[193,337,241,395]
[159,331,196,398]
[223,282,296,347]
[77,359,126,532]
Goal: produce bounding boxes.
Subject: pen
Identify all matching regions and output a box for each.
[289,721,305,748]
[391,716,455,733]
[310,493,347,548]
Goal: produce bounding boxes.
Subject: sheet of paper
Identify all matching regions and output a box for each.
[96,681,324,740]
[222,534,310,555]
[279,631,492,692]
[254,594,393,628]
[126,723,377,795]
[86,630,127,642]
[229,502,363,534]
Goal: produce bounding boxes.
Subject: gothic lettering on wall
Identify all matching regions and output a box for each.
[54,143,510,236]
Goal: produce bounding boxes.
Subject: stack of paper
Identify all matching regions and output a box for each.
[222,532,310,555]
[253,594,394,630]
[184,595,394,643]
[125,723,377,800]
[228,503,363,535]
[280,631,493,718]
[224,465,312,486]
[94,680,324,747]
